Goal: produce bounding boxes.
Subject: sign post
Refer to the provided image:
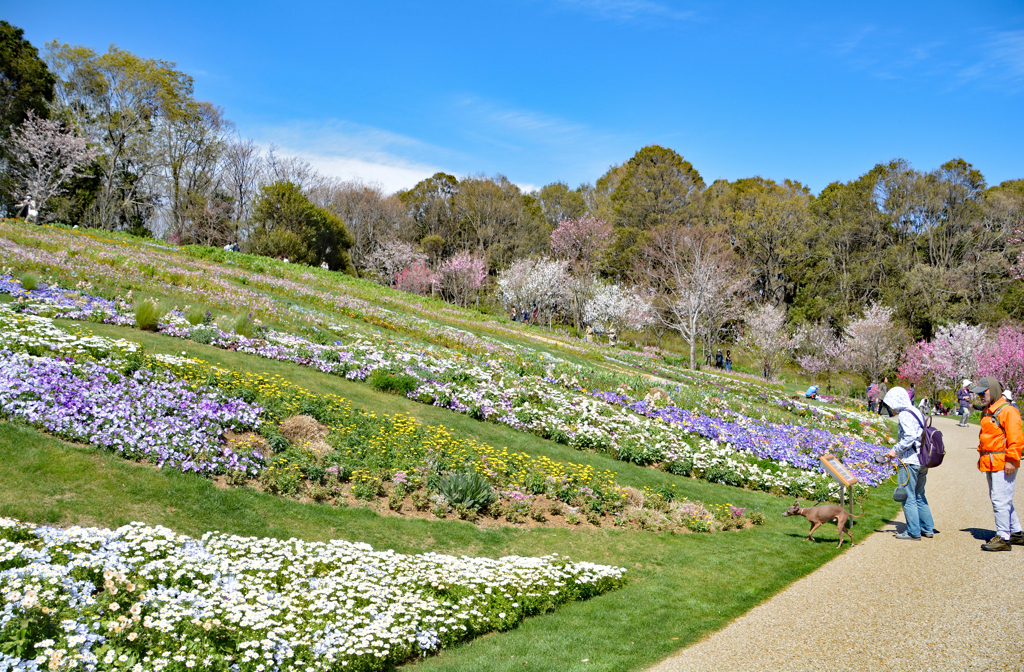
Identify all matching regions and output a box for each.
[820,453,858,518]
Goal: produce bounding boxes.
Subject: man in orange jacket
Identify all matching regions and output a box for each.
[971,377,1023,551]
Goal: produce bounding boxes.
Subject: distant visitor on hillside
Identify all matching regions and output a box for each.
[878,377,890,415]
[867,381,879,413]
[805,385,819,400]
[725,350,732,372]
[715,350,724,368]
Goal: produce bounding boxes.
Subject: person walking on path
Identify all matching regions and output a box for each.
[725,350,732,372]
[882,386,935,541]
[877,377,889,415]
[957,379,972,426]
[867,381,879,413]
[971,376,1024,551]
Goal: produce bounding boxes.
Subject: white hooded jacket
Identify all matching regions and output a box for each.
[883,386,924,466]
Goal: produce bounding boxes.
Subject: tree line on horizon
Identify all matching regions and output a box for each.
[2,22,1023,348]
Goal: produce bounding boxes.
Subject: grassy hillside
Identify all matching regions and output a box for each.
[0,222,901,671]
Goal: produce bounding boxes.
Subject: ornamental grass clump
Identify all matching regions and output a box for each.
[234,311,259,338]
[134,298,163,331]
[19,272,37,291]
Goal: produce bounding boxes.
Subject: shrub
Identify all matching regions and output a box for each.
[687,517,712,533]
[134,299,163,332]
[189,327,217,345]
[565,512,581,525]
[749,510,767,525]
[368,369,419,396]
[411,490,431,511]
[308,484,332,503]
[20,273,37,291]
[225,470,249,486]
[585,510,602,526]
[438,471,497,511]
[664,458,693,477]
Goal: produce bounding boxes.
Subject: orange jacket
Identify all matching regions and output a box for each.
[977,401,1023,471]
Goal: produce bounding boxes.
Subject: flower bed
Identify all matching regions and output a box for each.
[0,517,626,672]
[0,350,264,475]
[0,229,893,497]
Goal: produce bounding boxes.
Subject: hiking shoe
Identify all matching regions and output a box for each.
[981,537,1012,552]
[1010,532,1024,546]
[894,532,921,541]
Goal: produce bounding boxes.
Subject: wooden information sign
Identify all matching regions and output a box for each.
[819,453,858,487]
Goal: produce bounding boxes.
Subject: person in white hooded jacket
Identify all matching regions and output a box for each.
[882,386,936,540]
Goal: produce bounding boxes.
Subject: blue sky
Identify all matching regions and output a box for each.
[6,1,1023,194]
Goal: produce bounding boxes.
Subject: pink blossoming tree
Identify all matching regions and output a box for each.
[550,217,614,329]
[794,321,847,391]
[976,326,1024,398]
[394,262,435,296]
[434,250,487,307]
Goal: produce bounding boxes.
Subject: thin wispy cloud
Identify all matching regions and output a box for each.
[958,30,1024,89]
[554,0,694,23]
[248,120,455,193]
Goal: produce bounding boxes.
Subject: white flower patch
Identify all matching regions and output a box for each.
[0,518,625,672]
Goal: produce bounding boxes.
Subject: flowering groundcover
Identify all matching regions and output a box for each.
[0,517,625,672]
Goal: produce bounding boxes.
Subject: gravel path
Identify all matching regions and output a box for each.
[649,415,1023,672]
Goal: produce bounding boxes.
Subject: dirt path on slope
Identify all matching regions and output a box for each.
[648,415,1023,672]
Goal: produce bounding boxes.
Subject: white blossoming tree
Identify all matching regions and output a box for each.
[7,111,98,222]
[584,282,655,338]
[497,257,572,327]
[740,303,793,380]
[844,302,907,384]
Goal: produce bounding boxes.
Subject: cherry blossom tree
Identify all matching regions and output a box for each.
[366,238,427,287]
[976,326,1024,398]
[7,111,98,221]
[636,225,745,369]
[394,261,435,296]
[794,321,846,391]
[496,257,572,327]
[550,217,614,329]
[740,303,793,380]
[434,250,487,307]
[584,282,655,337]
[844,302,907,384]
[899,322,987,398]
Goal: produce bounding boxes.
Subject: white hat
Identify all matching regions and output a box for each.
[1005,389,1015,402]
[962,379,972,388]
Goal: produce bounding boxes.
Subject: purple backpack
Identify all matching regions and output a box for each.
[911,413,945,468]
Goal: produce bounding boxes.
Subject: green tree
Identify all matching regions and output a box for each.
[719,177,813,308]
[606,146,705,277]
[0,21,56,213]
[535,180,587,228]
[0,22,54,131]
[398,172,459,255]
[250,181,354,273]
[44,42,194,232]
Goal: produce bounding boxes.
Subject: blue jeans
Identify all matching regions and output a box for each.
[899,464,934,538]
